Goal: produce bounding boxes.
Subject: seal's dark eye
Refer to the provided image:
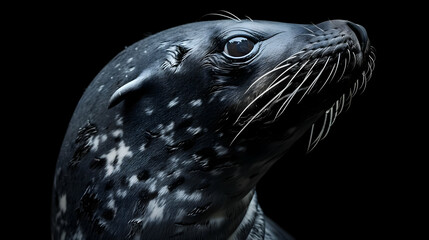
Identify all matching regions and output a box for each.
[224,37,255,58]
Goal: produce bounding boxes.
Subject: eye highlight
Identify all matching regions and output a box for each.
[223,37,255,58]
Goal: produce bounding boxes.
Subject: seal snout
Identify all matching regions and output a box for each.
[345,21,369,53]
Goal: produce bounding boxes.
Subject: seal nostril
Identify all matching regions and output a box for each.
[346,22,369,52]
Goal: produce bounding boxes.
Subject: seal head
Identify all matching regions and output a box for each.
[52,19,375,240]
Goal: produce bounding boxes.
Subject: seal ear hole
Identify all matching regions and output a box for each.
[223,37,255,59]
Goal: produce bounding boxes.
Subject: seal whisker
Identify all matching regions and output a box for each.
[361,72,368,93]
[367,56,375,80]
[352,80,359,96]
[267,72,291,89]
[337,93,346,116]
[297,58,319,103]
[205,13,241,22]
[299,57,329,99]
[308,109,329,152]
[274,59,311,119]
[233,57,310,142]
[307,123,316,152]
[346,49,352,68]
[332,100,339,124]
[312,23,325,33]
[219,10,242,21]
[358,72,366,92]
[274,50,306,69]
[235,74,291,124]
[321,107,334,140]
[245,15,253,22]
[338,57,348,83]
[204,10,241,22]
[317,57,335,93]
[268,63,299,89]
[298,33,317,37]
[334,99,340,120]
[245,62,297,94]
[302,26,316,34]
[352,52,357,70]
[345,88,354,111]
[231,85,292,145]
[332,53,341,81]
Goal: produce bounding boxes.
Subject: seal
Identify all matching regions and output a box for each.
[51,16,375,240]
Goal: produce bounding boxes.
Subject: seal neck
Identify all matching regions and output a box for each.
[227,191,266,240]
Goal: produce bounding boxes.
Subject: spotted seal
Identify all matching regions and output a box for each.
[51,16,375,239]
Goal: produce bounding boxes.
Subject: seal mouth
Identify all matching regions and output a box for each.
[231,23,376,146]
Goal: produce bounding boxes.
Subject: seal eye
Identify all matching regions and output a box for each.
[224,37,255,58]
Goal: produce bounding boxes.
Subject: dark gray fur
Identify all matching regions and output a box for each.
[51,19,374,239]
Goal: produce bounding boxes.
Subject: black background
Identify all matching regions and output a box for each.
[8,1,424,239]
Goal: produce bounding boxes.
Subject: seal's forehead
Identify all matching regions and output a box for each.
[159,20,306,40]
[218,20,305,34]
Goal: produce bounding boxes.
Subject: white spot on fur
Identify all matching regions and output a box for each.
[165,122,175,132]
[175,190,202,201]
[182,113,193,119]
[170,156,180,163]
[108,198,116,209]
[139,143,147,152]
[145,107,154,116]
[149,179,158,192]
[89,134,107,152]
[116,189,128,198]
[115,115,123,126]
[101,134,108,142]
[187,126,202,135]
[158,122,176,145]
[98,85,104,92]
[127,57,134,63]
[189,99,202,107]
[143,199,166,226]
[173,169,182,178]
[157,171,166,179]
[89,136,100,152]
[129,175,139,187]
[214,144,229,156]
[114,63,121,68]
[102,140,133,177]
[112,129,123,138]
[159,186,169,196]
[167,97,179,108]
[59,194,67,213]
